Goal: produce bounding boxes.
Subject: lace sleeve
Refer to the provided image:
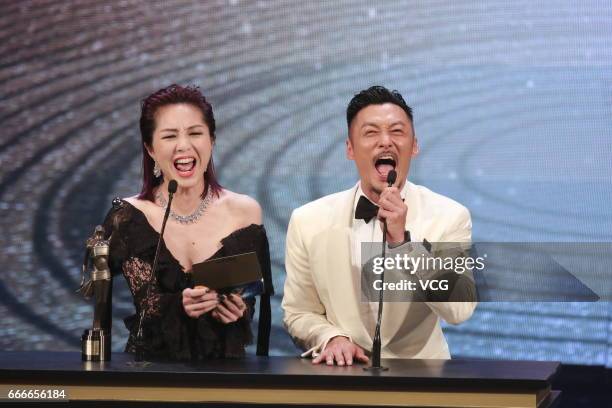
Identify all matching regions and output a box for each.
[121,255,194,359]
[122,257,171,319]
[100,197,183,320]
[100,199,194,359]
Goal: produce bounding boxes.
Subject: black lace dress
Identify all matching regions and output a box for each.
[102,198,273,361]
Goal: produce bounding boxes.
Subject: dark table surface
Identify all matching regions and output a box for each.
[0,351,560,390]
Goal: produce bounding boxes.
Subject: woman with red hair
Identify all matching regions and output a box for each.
[102,84,272,360]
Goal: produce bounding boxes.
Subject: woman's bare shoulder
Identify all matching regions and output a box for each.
[216,190,262,225]
[123,196,155,213]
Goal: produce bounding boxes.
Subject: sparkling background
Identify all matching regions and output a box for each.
[0,0,611,366]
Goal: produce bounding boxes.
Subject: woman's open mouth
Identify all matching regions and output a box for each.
[174,157,196,177]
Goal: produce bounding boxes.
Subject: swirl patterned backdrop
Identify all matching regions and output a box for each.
[1,0,611,365]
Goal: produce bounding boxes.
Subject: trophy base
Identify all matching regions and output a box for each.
[81,328,111,361]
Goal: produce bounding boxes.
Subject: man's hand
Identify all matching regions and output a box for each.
[182,287,218,318]
[377,186,407,244]
[312,336,369,366]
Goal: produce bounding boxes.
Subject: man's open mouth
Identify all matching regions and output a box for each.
[174,157,196,172]
[374,154,396,176]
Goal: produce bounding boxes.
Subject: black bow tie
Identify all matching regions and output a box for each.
[355,195,379,223]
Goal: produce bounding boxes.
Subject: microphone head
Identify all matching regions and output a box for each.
[168,180,178,194]
[387,170,397,186]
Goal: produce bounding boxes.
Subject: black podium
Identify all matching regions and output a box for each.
[0,351,559,407]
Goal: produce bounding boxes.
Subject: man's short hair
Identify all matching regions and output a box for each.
[346,85,413,129]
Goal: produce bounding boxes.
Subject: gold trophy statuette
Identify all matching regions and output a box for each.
[79,225,112,361]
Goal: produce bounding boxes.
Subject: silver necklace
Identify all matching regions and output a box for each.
[156,190,212,225]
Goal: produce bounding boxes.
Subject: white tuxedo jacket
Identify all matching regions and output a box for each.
[282,181,476,359]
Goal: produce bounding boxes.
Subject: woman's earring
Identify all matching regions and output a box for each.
[153,162,162,178]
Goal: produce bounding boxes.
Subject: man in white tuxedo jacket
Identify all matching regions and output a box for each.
[282,86,477,366]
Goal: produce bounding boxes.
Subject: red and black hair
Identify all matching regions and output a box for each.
[137,84,222,201]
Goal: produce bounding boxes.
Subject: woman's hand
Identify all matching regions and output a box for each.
[211,293,247,324]
[182,287,218,318]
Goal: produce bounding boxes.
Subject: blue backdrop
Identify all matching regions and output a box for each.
[0,0,610,366]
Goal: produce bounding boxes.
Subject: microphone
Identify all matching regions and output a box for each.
[367,169,396,371]
[168,179,178,194]
[134,180,178,362]
[386,170,397,187]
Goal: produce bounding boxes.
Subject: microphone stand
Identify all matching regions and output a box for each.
[365,222,389,372]
[132,180,177,364]
[365,170,396,372]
